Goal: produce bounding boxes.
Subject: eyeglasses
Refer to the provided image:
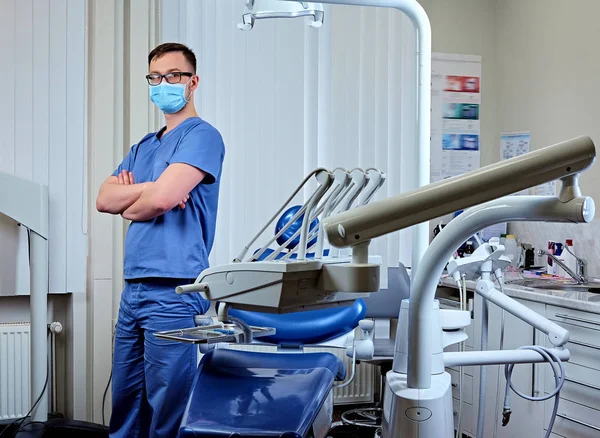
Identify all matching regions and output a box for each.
[146,72,193,85]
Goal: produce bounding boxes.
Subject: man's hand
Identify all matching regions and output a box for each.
[117,170,135,185]
[178,194,190,210]
[96,172,151,215]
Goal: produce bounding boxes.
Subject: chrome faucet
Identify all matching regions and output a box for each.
[537,248,588,283]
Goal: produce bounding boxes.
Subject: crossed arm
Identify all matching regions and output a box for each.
[96,163,207,221]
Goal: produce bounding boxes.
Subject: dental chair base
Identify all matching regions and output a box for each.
[383,371,454,438]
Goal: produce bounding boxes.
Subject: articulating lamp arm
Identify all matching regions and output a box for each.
[323,136,595,249]
[323,136,596,390]
[475,278,569,347]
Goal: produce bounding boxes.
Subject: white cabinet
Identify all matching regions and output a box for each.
[438,284,600,438]
[542,305,600,437]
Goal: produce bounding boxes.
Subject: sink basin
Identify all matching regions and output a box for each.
[507,278,600,293]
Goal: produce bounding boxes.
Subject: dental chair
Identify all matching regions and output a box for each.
[173,167,387,438]
[179,264,410,438]
[178,299,367,438]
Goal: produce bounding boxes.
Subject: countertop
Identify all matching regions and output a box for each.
[439,272,600,315]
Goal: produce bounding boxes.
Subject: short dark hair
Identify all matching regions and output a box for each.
[148,42,197,73]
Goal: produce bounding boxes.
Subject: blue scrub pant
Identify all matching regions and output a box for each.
[109,279,209,438]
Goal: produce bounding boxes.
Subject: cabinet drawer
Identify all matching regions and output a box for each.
[544,361,600,410]
[547,305,600,331]
[448,368,473,405]
[544,322,600,370]
[453,398,474,435]
[551,319,600,348]
[545,398,600,437]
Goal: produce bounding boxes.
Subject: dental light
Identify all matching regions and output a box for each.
[238,1,325,30]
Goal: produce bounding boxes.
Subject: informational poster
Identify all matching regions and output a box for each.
[500,132,530,196]
[430,53,482,183]
[531,181,557,196]
[500,132,530,160]
[499,132,556,196]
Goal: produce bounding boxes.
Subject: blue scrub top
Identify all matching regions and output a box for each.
[113,117,225,280]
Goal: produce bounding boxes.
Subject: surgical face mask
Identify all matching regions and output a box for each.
[149,81,190,114]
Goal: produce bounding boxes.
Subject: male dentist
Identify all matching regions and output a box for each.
[96,42,225,438]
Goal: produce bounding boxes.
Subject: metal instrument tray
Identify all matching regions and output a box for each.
[154,323,275,344]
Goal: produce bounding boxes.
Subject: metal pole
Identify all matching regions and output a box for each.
[30,231,49,421]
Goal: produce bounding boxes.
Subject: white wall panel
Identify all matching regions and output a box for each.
[65,0,88,292]
[0,0,87,294]
[160,1,419,278]
[0,0,16,175]
[48,0,69,293]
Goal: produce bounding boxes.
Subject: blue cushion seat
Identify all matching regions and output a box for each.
[178,349,345,438]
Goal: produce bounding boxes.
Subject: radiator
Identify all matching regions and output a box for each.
[224,344,375,405]
[0,323,30,420]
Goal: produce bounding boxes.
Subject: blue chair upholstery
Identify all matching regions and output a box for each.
[179,349,345,438]
[227,299,366,345]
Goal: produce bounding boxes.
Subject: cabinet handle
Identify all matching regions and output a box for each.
[565,377,600,392]
[557,413,600,432]
[568,339,600,351]
[555,313,600,327]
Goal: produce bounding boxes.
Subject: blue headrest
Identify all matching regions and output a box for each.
[228,299,366,346]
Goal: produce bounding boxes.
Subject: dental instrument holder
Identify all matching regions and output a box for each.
[243,168,332,263]
[329,168,368,258]
[298,168,383,261]
[266,170,337,261]
[182,167,383,314]
[313,168,350,259]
